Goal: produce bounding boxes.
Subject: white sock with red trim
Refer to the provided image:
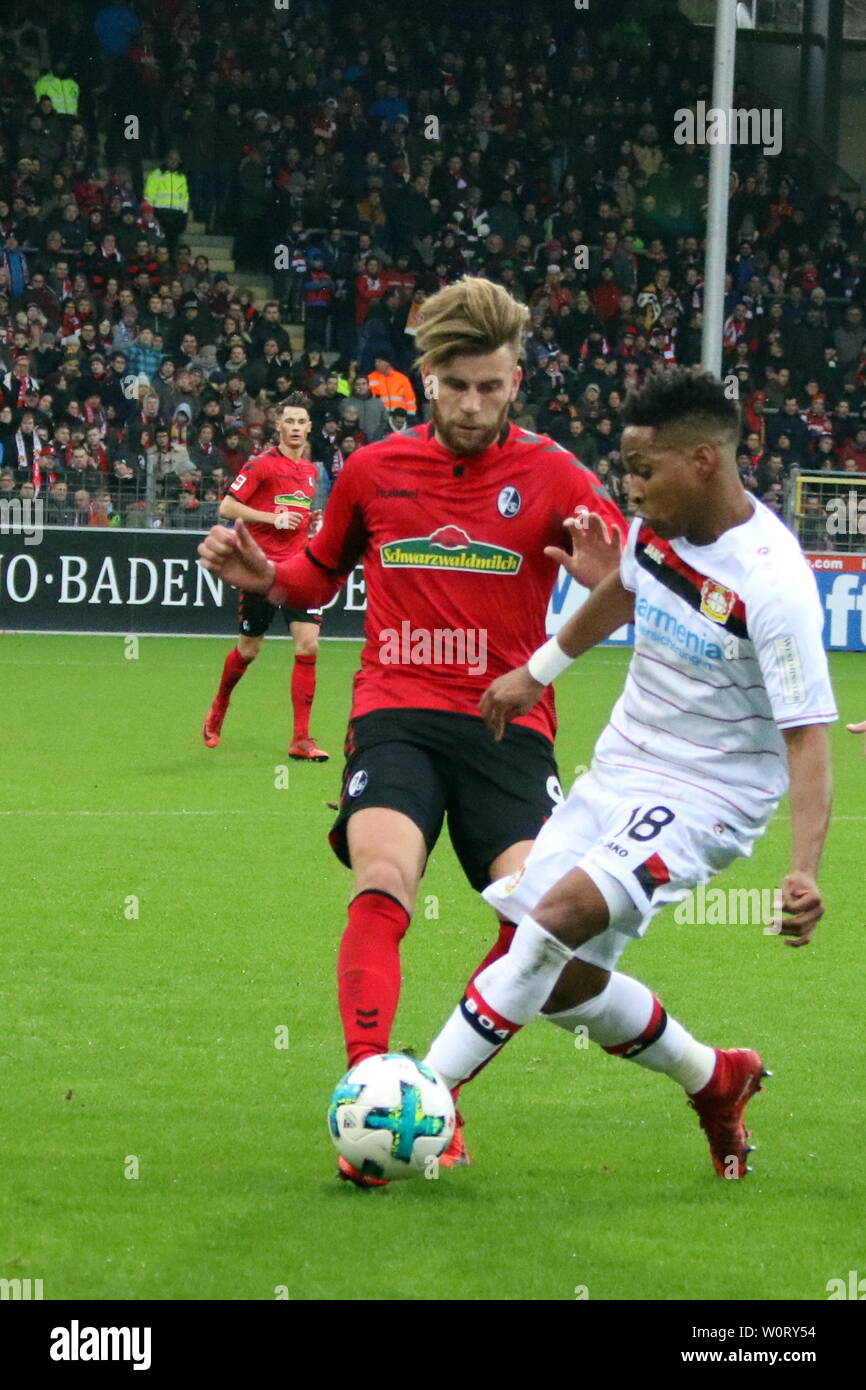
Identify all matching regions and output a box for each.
[425,915,573,1089]
[546,971,716,1094]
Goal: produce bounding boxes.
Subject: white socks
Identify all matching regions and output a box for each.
[424,915,717,1096]
[426,915,573,1089]
[546,971,716,1094]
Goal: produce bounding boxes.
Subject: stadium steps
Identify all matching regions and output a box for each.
[137,168,304,352]
[185,220,306,353]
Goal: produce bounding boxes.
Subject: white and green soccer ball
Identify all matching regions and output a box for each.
[328,1053,455,1181]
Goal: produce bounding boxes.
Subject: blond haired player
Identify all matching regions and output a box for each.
[199,277,629,1184]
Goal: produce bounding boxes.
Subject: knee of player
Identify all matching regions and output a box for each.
[353,859,415,908]
[533,905,606,946]
[532,868,611,945]
[295,636,319,658]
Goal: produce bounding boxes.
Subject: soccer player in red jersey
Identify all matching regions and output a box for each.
[201,395,330,761]
[199,278,632,1182]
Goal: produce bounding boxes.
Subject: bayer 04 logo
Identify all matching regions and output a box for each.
[328,1053,455,1181]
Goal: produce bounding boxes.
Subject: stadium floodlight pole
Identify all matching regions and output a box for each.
[701,1,754,378]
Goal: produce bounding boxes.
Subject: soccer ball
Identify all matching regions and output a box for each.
[328,1053,455,1181]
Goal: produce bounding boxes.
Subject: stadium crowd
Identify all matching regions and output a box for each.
[1,0,865,539]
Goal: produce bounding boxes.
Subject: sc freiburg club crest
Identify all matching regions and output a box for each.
[497,485,522,517]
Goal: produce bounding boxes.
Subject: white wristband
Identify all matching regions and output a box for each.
[527,636,574,685]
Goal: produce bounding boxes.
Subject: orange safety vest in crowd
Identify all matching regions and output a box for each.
[367,368,417,413]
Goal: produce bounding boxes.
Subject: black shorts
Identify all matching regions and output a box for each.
[238,590,322,637]
[329,708,564,892]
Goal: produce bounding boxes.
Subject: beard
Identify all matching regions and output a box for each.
[431,399,511,456]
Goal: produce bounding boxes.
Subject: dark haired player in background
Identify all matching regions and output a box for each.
[201,394,330,761]
[426,368,837,1180]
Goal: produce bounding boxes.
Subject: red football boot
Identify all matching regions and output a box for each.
[438,1108,470,1169]
[202,699,227,748]
[288,737,330,762]
[689,1047,770,1178]
[337,1156,389,1189]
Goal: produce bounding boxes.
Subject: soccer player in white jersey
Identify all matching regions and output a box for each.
[425,368,837,1178]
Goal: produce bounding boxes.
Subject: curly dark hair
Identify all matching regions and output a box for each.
[622,368,740,444]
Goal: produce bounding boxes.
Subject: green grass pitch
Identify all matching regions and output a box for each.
[1,632,864,1302]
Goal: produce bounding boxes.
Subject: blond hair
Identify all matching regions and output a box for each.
[414,276,530,372]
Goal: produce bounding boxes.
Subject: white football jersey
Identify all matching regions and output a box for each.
[591,497,838,827]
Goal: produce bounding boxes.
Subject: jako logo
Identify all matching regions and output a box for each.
[673,101,783,157]
[826,1271,866,1299]
[50,1321,152,1370]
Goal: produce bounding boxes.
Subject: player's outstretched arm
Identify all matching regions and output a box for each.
[552,564,636,661]
[772,723,833,948]
[480,568,635,740]
[846,719,866,753]
[197,519,274,594]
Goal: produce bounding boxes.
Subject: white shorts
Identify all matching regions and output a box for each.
[483,766,763,971]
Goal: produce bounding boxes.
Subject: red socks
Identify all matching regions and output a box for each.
[214,649,316,736]
[216,646,252,704]
[448,919,515,1104]
[467,918,516,985]
[336,908,514,1076]
[337,890,411,1067]
[291,653,317,740]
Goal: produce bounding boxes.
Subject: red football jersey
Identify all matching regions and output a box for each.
[275,421,625,739]
[228,445,319,560]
